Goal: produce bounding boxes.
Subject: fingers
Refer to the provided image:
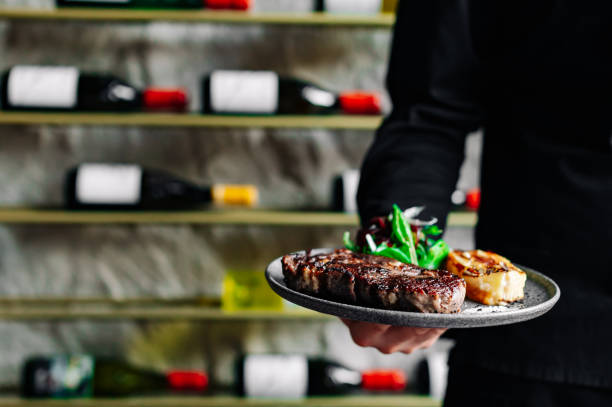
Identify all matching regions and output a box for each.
[340,319,446,355]
[381,326,446,354]
[344,320,391,348]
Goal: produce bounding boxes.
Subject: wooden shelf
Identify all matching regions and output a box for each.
[0,209,359,226]
[0,209,477,227]
[0,8,395,27]
[0,298,331,321]
[0,113,383,130]
[0,395,439,407]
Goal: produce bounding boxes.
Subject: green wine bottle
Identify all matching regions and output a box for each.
[21,356,208,398]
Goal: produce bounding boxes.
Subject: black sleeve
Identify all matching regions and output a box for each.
[357,0,486,229]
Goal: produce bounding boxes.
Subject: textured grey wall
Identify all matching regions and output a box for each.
[0,0,479,391]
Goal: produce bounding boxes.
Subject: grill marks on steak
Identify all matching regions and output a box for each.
[281,249,466,313]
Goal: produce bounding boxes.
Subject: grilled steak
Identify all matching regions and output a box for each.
[282,249,466,313]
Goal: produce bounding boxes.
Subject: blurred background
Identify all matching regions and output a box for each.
[0,0,482,405]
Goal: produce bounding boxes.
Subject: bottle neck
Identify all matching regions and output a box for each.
[206,0,251,9]
[209,184,258,207]
[166,371,208,392]
[360,369,406,392]
[142,88,188,111]
[338,91,381,115]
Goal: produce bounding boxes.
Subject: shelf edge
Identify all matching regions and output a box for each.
[0,113,383,130]
[0,8,395,27]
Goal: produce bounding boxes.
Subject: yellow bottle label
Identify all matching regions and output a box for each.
[211,184,258,207]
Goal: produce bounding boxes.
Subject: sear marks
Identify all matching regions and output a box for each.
[281,249,466,314]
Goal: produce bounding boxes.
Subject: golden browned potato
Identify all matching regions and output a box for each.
[445,250,526,305]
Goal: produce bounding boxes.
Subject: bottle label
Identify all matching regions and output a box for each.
[323,0,382,14]
[76,164,142,204]
[340,169,360,213]
[7,66,79,108]
[32,355,94,398]
[243,355,308,398]
[209,70,279,114]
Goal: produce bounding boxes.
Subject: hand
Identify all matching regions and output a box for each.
[341,319,446,354]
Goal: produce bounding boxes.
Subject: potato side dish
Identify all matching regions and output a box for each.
[445,250,526,305]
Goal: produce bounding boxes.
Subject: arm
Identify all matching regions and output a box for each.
[357,0,485,228]
[348,0,486,353]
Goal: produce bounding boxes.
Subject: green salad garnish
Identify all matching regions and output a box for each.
[343,204,449,269]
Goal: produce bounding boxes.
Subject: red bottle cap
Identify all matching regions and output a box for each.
[166,370,209,391]
[206,0,250,9]
[465,188,481,210]
[230,0,250,10]
[338,91,381,115]
[361,369,406,391]
[205,0,230,8]
[142,88,188,111]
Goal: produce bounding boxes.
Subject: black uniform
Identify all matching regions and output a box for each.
[357,1,612,405]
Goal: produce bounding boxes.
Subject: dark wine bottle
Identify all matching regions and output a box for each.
[64,163,258,209]
[55,0,203,8]
[234,354,406,398]
[0,65,187,112]
[201,70,380,115]
[315,0,382,14]
[56,0,250,9]
[21,355,208,398]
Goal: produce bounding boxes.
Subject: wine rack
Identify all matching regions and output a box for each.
[0,5,443,407]
[0,8,395,27]
[0,113,382,130]
[0,208,477,227]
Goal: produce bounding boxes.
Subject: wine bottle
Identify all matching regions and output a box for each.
[235,354,406,398]
[315,0,382,15]
[21,355,208,398]
[55,0,202,9]
[201,70,380,115]
[56,0,250,9]
[331,169,360,212]
[0,65,187,112]
[64,163,258,209]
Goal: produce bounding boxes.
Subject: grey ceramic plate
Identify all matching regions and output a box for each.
[266,249,560,328]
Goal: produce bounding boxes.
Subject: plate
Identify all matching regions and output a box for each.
[265,249,560,328]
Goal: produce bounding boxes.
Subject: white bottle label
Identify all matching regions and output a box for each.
[243,355,308,398]
[76,164,142,205]
[7,66,79,108]
[324,0,382,15]
[341,169,360,213]
[209,70,279,114]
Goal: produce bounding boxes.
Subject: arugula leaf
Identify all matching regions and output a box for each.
[343,231,357,251]
[422,225,443,236]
